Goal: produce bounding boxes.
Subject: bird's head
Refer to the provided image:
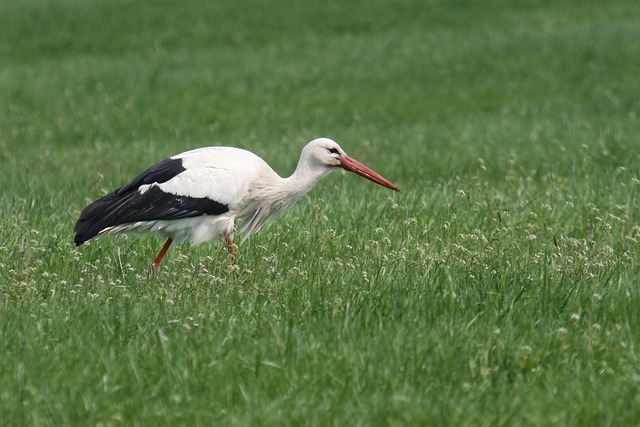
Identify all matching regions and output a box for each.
[302,138,399,191]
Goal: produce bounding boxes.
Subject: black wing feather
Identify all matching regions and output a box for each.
[116,158,186,195]
[74,158,229,245]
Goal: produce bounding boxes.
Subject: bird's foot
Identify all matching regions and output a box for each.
[148,262,160,277]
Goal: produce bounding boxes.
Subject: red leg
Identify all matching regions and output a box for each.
[224,233,236,264]
[150,238,173,274]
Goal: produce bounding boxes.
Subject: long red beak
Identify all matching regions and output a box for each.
[339,156,400,192]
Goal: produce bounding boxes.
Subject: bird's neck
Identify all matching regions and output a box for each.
[251,157,332,218]
[285,161,331,198]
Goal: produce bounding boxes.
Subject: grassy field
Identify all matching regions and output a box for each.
[2,0,640,425]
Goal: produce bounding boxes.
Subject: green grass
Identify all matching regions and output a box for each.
[2,0,640,425]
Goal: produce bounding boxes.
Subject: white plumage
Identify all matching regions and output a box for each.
[75,138,399,271]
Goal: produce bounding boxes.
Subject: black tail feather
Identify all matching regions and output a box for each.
[74,190,130,245]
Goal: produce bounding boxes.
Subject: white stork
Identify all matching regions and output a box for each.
[74,138,399,272]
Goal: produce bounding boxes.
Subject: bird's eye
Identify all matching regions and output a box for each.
[327,147,340,155]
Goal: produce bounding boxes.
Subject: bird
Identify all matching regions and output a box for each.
[74,137,399,272]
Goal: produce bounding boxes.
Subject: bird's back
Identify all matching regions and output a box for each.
[166,146,276,204]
